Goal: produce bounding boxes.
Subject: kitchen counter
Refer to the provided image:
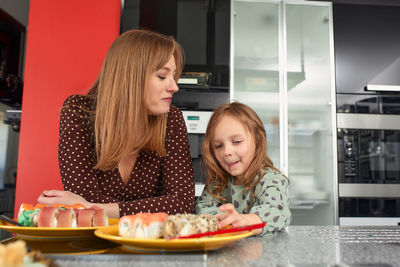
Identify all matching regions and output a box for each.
[39,225,400,267]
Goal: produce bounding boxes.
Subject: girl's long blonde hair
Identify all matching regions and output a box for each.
[202,102,281,208]
[82,29,183,170]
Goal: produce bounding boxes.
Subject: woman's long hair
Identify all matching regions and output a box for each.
[84,29,183,170]
[202,102,281,209]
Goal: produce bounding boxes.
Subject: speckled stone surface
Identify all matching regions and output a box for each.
[42,226,400,266]
[208,226,400,266]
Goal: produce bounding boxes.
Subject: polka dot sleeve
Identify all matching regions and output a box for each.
[58,95,120,204]
[119,105,195,215]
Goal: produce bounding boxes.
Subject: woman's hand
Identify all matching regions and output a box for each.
[37,190,120,218]
[214,203,264,235]
[37,190,91,208]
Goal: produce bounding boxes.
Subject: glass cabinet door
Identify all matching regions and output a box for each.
[232,0,337,225]
[232,0,281,168]
[285,3,336,225]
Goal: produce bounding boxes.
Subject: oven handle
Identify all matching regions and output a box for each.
[340,217,400,226]
[366,84,400,92]
[337,113,400,130]
[339,183,400,198]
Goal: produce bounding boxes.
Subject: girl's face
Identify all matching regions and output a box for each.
[212,115,255,182]
[145,56,179,115]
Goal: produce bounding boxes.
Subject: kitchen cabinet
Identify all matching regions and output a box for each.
[231,0,337,225]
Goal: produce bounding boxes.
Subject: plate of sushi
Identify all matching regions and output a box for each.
[0,239,55,266]
[94,212,254,252]
[0,203,118,241]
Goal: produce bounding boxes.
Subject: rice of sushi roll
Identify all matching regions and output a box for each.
[37,207,59,227]
[17,204,42,227]
[119,212,168,239]
[56,209,77,228]
[90,206,108,227]
[16,203,107,228]
[76,209,94,227]
[162,214,218,239]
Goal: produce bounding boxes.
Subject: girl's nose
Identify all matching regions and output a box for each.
[224,146,232,157]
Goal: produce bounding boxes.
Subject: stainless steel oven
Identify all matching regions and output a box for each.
[337,95,400,225]
[333,2,400,225]
[182,110,213,197]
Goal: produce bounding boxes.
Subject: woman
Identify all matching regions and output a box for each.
[38,29,195,218]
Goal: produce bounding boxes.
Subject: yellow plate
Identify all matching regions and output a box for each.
[0,218,119,241]
[1,237,119,255]
[94,225,253,252]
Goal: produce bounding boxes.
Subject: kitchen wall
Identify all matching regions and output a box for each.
[12,0,121,216]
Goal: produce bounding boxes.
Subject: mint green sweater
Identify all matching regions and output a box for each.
[195,168,291,235]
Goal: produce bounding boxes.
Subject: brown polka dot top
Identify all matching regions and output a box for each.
[58,95,195,216]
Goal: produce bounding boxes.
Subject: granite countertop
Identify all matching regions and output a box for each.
[46,225,400,267]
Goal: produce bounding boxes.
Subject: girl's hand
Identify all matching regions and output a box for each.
[37,190,91,208]
[214,203,264,235]
[214,203,249,229]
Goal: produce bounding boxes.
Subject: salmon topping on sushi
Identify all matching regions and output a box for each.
[56,209,77,228]
[16,203,107,228]
[37,207,59,227]
[77,209,94,227]
[119,212,168,239]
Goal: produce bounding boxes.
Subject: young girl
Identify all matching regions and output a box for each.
[195,102,291,235]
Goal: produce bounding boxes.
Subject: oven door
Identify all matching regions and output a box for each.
[337,113,400,225]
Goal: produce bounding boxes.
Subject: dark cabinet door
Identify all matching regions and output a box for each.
[334,3,400,94]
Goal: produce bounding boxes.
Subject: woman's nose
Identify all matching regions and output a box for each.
[167,79,179,93]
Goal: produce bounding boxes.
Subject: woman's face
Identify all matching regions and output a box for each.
[145,56,179,115]
[211,115,255,182]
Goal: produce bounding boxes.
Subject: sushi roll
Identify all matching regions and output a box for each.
[162,214,195,238]
[51,204,69,209]
[56,209,77,228]
[90,206,108,227]
[37,207,59,227]
[17,203,41,227]
[195,214,218,233]
[34,204,47,210]
[162,214,218,239]
[119,212,168,239]
[76,209,94,227]
[69,204,86,209]
[69,203,86,219]
[16,203,104,228]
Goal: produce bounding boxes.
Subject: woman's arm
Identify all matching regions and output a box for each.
[114,106,196,216]
[58,95,121,205]
[37,95,122,218]
[52,97,195,217]
[152,106,195,213]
